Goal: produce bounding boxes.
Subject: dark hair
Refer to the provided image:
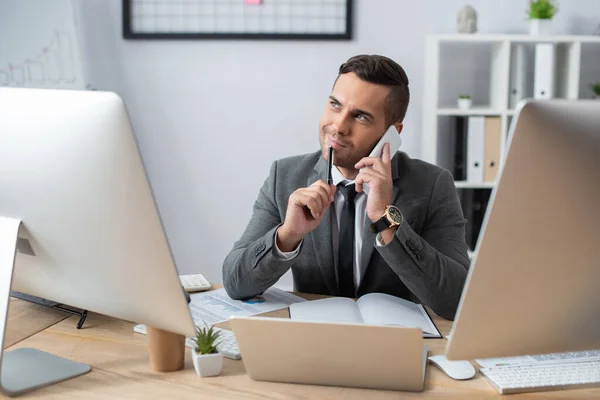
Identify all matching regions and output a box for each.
[337,54,410,124]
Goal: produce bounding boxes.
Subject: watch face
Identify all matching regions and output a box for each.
[386,206,403,224]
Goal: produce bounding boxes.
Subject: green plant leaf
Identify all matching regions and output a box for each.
[193,324,221,355]
[528,0,558,19]
[591,82,600,95]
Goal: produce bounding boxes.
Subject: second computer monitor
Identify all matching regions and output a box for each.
[446,99,600,360]
[0,88,195,338]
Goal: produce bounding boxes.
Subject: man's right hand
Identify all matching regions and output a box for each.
[277,180,336,252]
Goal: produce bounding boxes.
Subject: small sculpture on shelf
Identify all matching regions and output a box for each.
[457,94,472,110]
[457,5,477,33]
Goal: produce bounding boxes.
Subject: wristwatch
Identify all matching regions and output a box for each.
[369,205,403,233]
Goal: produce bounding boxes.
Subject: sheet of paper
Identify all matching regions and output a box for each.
[356,293,441,338]
[188,287,306,325]
[289,297,364,323]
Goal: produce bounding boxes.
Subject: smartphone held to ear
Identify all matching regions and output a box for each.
[368,125,403,159]
[360,126,402,194]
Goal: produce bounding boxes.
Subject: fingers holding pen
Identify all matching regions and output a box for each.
[293,180,336,219]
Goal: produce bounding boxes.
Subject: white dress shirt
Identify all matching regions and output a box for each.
[274,166,387,291]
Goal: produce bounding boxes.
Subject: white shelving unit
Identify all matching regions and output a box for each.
[422,34,600,185]
[421,34,600,251]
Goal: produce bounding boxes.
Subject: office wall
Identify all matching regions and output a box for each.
[76,0,600,289]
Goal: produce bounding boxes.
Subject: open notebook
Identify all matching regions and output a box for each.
[289,292,441,338]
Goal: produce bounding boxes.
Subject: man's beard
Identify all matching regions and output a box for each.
[321,128,361,170]
[321,140,360,170]
[333,150,360,170]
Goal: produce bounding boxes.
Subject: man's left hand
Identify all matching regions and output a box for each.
[354,142,393,223]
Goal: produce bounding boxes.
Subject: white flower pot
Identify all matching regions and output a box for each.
[457,98,472,110]
[192,349,223,377]
[529,19,552,36]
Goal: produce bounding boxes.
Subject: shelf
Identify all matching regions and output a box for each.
[454,181,495,189]
[425,33,600,270]
[437,108,503,116]
[432,34,600,44]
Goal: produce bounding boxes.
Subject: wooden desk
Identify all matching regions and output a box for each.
[3,294,599,399]
[3,298,69,348]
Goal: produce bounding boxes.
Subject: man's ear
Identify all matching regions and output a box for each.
[393,122,404,135]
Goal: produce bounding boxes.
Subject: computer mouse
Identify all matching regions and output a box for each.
[428,355,476,380]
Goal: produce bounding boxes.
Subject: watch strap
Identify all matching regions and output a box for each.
[370,217,390,233]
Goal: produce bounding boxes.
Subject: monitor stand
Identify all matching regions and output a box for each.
[0,216,91,397]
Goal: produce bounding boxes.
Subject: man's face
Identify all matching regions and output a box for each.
[319,72,390,171]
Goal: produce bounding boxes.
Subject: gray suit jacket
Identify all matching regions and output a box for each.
[222,151,470,320]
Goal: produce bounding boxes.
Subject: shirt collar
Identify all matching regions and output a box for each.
[330,166,369,195]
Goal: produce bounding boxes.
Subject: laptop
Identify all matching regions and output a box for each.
[229,316,427,391]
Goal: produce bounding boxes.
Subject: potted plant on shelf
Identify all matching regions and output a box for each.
[528,0,558,36]
[457,94,472,110]
[192,324,223,377]
[591,82,600,99]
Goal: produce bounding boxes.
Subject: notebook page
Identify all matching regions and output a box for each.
[289,297,364,323]
[357,293,441,338]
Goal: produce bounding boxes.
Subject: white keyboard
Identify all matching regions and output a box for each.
[480,361,600,394]
[530,349,600,363]
[133,324,241,360]
[213,329,241,360]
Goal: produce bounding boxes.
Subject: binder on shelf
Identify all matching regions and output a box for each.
[484,117,501,182]
[534,43,556,100]
[471,189,491,250]
[459,190,474,250]
[452,116,468,181]
[509,44,527,109]
[460,189,492,251]
[466,116,485,183]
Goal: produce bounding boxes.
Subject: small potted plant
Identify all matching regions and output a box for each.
[457,95,472,110]
[192,324,223,377]
[590,82,600,99]
[528,0,558,36]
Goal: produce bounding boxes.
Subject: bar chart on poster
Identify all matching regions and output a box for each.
[0,0,86,89]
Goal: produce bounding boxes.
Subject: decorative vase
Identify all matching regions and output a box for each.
[529,19,552,35]
[192,349,223,377]
[457,98,472,110]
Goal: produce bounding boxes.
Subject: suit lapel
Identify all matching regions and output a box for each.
[308,157,337,295]
[358,156,402,285]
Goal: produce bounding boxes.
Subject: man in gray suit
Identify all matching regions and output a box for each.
[223,55,469,320]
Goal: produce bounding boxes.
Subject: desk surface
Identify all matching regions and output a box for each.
[4,294,599,399]
[4,297,69,348]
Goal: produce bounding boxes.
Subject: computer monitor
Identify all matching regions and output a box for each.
[446,99,600,361]
[0,88,195,395]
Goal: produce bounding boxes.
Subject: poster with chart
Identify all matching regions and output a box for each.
[124,0,352,40]
[0,0,86,89]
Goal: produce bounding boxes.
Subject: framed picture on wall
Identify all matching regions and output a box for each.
[123,0,353,40]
